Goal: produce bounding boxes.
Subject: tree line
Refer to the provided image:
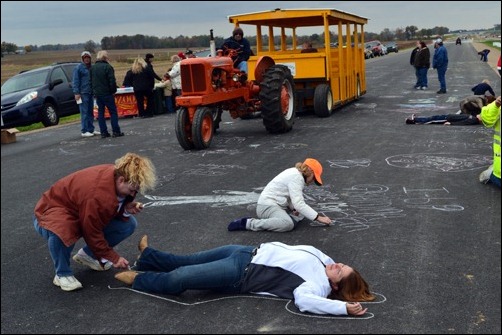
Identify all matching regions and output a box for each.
[2,24,500,54]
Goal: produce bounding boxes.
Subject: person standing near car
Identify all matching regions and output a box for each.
[90,50,124,138]
[33,152,157,291]
[432,38,448,94]
[73,51,99,138]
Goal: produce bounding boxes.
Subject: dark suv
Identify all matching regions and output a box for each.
[1,62,80,128]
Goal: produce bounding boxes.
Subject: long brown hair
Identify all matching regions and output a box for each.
[328,268,376,302]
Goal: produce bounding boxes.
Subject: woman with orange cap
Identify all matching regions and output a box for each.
[228,158,332,232]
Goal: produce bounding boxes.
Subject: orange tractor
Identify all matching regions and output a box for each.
[174,39,296,150]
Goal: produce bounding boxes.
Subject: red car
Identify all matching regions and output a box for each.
[365,40,385,57]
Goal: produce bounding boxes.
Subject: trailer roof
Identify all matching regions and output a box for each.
[228,8,368,28]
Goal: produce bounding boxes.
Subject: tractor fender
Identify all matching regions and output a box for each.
[254,56,275,83]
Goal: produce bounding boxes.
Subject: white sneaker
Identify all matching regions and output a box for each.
[53,275,83,291]
[479,166,493,184]
[73,250,112,271]
[93,130,101,135]
[81,132,94,137]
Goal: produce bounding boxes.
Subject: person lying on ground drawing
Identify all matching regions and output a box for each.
[115,236,376,316]
[228,158,332,232]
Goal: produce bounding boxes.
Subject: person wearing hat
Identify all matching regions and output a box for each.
[185,49,196,58]
[72,51,99,137]
[220,27,252,73]
[432,38,448,94]
[228,158,332,232]
[144,53,162,81]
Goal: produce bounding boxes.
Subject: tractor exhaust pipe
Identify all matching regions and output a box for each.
[210,29,216,57]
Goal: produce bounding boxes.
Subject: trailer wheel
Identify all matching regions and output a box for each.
[192,107,214,149]
[175,107,194,150]
[313,84,333,117]
[259,65,295,133]
[355,77,361,100]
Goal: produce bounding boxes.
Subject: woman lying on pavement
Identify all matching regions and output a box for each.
[115,235,376,316]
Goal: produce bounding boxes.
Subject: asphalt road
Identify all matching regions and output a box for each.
[1,40,501,334]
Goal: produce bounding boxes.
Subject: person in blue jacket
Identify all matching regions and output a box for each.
[73,51,99,137]
[115,236,376,316]
[432,38,448,94]
[220,27,252,73]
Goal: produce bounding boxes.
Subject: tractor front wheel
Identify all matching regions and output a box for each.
[192,107,214,149]
[175,107,194,150]
[259,65,295,133]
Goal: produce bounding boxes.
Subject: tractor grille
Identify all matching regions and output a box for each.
[180,63,206,93]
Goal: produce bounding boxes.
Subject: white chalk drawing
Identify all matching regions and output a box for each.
[402,186,463,211]
[144,189,262,208]
[353,102,377,109]
[309,184,405,232]
[327,159,371,168]
[144,183,464,231]
[183,163,247,176]
[392,139,489,150]
[386,153,491,172]
[109,286,386,320]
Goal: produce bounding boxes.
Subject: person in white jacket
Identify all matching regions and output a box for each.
[115,236,375,316]
[168,55,182,107]
[228,158,332,232]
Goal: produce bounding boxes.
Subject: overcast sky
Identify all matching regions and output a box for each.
[1,1,500,46]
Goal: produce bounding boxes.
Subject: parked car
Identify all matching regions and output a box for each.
[1,62,80,128]
[364,46,374,59]
[385,42,399,53]
[365,40,385,57]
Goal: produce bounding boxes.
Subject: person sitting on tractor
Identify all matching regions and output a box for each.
[220,27,251,73]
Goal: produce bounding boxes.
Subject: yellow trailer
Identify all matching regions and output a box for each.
[228,8,368,117]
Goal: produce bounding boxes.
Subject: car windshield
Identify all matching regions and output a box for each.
[1,69,49,95]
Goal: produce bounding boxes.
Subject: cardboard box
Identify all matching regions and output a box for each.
[1,128,20,144]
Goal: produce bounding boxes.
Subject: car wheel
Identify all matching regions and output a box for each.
[40,102,59,127]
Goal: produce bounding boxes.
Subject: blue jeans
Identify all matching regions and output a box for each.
[79,93,95,133]
[133,245,255,295]
[489,174,501,188]
[417,67,428,88]
[237,61,248,73]
[436,66,447,91]
[164,96,174,113]
[96,95,121,134]
[33,216,137,276]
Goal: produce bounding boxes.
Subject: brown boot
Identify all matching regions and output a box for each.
[138,235,148,253]
[115,271,138,286]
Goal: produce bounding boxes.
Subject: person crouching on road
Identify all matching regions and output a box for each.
[228,158,332,232]
[33,152,157,291]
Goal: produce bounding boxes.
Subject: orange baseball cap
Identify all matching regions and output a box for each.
[304,158,323,185]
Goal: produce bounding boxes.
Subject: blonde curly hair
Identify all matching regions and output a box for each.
[114,153,157,194]
[295,161,314,180]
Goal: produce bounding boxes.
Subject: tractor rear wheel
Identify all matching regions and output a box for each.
[175,107,194,150]
[313,84,333,117]
[259,65,295,133]
[192,107,214,149]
